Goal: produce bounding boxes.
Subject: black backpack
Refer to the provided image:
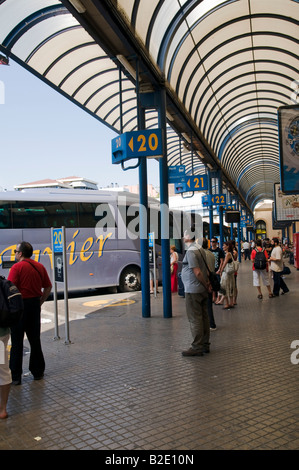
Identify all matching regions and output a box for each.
[0,276,24,328]
[254,249,267,270]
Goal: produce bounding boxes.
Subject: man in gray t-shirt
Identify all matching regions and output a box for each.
[181,230,211,356]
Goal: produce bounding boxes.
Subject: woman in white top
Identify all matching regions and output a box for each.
[219,241,235,309]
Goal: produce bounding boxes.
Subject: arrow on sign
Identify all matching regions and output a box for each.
[128,137,134,152]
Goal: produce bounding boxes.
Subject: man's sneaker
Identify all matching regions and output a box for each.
[210,327,217,331]
[182,348,204,356]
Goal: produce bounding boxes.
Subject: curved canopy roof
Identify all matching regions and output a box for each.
[0,0,298,211]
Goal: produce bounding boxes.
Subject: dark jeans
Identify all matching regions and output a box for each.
[272,271,289,296]
[208,292,216,329]
[10,297,45,381]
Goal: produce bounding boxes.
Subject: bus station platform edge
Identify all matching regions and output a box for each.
[1,261,298,451]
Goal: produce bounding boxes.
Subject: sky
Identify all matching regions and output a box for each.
[0,59,160,191]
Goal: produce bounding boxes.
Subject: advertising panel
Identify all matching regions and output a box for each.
[273,183,299,222]
[277,105,299,194]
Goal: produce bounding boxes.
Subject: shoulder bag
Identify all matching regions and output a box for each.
[198,248,220,292]
[224,253,235,273]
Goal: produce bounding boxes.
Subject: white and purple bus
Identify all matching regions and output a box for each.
[0,189,200,292]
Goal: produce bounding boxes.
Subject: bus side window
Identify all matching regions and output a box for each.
[170,238,183,254]
[94,203,117,229]
[12,201,47,228]
[44,202,78,228]
[0,203,11,228]
[78,203,100,227]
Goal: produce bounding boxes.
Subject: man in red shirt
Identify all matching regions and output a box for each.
[8,242,52,385]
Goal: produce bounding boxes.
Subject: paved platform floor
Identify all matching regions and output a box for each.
[1,260,298,451]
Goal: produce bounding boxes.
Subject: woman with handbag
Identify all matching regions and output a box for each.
[219,241,235,309]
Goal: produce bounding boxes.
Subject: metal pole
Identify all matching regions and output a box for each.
[153,235,157,297]
[158,88,172,318]
[51,228,60,340]
[207,170,213,240]
[136,61,151,318]
[218,173,224,246]
[62,226,71,344]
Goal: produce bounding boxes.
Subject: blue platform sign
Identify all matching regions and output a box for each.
[52,228,63,253]
[175,174,208,194]
[202,194,226,206]
[185,174,208,191]
[112,128,163,164]
[168,165,186,182]
[148,232,154,247]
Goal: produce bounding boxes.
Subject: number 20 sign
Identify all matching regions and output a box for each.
[112,129,163,164]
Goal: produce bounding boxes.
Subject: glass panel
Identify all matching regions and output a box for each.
[78,202,117,228]
[0,202,12,229]
[29,28,93,73]
[148,0,182,62]
[11,201,78,228]
[61,57,115,96]
[12,16,78,60]
[0,0,58,43]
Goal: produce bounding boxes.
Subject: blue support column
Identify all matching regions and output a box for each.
[136,65,150,318]
[219,206,224,246]
[158,88,172,318]
[139,157,151,318]
[218,172,224,246]
[207,170,213,240]
[236,197,242,261]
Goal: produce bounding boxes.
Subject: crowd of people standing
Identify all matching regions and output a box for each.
[180,232,291,358]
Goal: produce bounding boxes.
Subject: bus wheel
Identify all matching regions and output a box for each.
[118,267,141,292]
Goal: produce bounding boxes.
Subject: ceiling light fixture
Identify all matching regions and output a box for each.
[116,55,137,80]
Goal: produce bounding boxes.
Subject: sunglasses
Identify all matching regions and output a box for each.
[14,250,21,253]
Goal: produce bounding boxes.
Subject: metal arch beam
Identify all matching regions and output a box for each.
[239,167,280,193]
[223,144,279,166]
[245,180,278,200]
[60,60,116,90]
[212,89,287,154]
[227,156,279,184]
[204,93,287,140]
[85,85,135,111]
[199,72,294,143]
[156,0,206,69]
[2,5,68,49]
[42,41,96,76]
[217,116,278,161]
[237,160,280,182]
[223,148,279,178]
[224,155,279,183]
[208,104,279,150]
[222,134,279,167]
[224,138,279,168]
[172,15,298,96]
[82,78,127,105]
[188,50,298,121]
[223,130,278,155]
